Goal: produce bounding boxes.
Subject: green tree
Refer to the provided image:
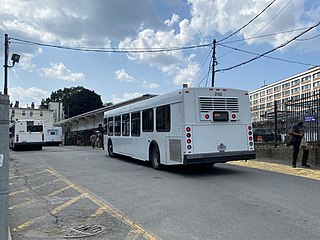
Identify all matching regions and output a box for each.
[46,86,103,118]
[67,88,103,117]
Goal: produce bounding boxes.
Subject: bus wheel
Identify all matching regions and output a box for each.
[150,145,162,170]
[108,141,115,158]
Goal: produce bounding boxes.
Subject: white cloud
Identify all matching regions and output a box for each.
[19,53,37,72]
[173,63,200,86]
[165,14,180,27]
[111,92,143,104]
[142,81,159,89]
[42,63,85,81]
[115,69,135,82]
[9,86,49,108]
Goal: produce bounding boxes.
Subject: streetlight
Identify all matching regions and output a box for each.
[3,33,20,95]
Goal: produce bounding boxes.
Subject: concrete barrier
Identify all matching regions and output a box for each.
[255,145,320,167]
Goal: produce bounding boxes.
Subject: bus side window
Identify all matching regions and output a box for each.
[107,117,113,136]
[115,116,121,136]
[131,111,140,137]
[142,108,153,132]
[122,114,130,136]
[156,105,170,132]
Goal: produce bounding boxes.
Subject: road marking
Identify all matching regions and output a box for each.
[228,160,320,181]
[46,167,160,240]
[89,206,109,219]
[13,215,47,232]
[9,188,29,196]
[45,184,74,197]
[51,194,86,215]
[9,199,37,210]
[32,178,61,190]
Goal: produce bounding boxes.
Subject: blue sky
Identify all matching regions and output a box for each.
[0,0,319,107]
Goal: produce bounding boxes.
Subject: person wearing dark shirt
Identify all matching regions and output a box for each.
[289,118,310,168]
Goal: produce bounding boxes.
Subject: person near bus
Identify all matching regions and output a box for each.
[90,133,97,149]
[289,118,310,168]
[76,134,82,146]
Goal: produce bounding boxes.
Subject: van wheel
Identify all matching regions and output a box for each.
[150,145,162,170]
[108,141,115,158]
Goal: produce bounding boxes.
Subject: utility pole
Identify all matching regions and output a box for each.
[4,34,9,95]
[211,39,216,87]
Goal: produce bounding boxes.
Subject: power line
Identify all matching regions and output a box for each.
[218,0,293,59]
[10,37,212,53]
[218,43,317,67]
[218,0,276,43]
[215,20,320,73]
[190,49,213,87]
[296,33,320,41]
[221,26,314,44]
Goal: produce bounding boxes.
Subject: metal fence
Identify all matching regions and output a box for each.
[253,90,320,146]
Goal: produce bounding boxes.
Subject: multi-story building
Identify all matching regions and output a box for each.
[249,66,320,123]
[9,101,55,128]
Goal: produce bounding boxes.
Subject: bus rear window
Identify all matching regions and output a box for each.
[27,125,43,132]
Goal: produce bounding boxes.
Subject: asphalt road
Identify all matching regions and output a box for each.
[9,146,320,240]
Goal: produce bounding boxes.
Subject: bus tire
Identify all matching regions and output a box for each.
[108,140,115,158]
[150,144,162,170]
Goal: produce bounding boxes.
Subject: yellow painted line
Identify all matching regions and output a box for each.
[89,206,109,219]
[9,199,37,210]
[45,184,74,197]
[32,178,61,190]
[9,188,29,196]
[51,194,86,215]
[12,194,86,232]
[46,168,160,240]
[228,160,320,181]
[13,215,47,232]
[125,230,143,240]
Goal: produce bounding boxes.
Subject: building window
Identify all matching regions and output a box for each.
[156,105,170,132]
[114,116,121,136]
[313,71,320,80]
[282,90,290,96]
[266,88,273,95]
[274,93,281,99]
[313,81,320,88]
[253,93,259,99]
[30,111,33,117]
[301,75,311,83]
[267,95,273,101]
[291,79,300,86]
[291,87,300,94]
[282,82,290,89]
[274,86,281,92]
[22,110,26,116]
[260,91,265,97]
[142,108,154,132]
[302,84,311,91]
[121,114,130,136]
[11,110,15,117]
[131,112,140,137]
[40,111,43,117]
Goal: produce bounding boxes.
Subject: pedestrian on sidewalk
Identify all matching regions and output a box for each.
[289,118,311,168]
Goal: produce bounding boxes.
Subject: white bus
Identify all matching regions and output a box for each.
[9,119,45,150]
[104,87,255,169]
[44,127,62,146]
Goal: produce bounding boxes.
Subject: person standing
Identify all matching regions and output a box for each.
[289,118,311,168]
[90,132,97,149]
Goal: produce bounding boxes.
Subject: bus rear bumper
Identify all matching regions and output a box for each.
[183,151,256,165]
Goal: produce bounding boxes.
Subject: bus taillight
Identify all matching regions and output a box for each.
[187,139,191,144]
[16,134,19,142]
[186,127,191,132]
[42,133,44,141]
[248,126,252,130]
